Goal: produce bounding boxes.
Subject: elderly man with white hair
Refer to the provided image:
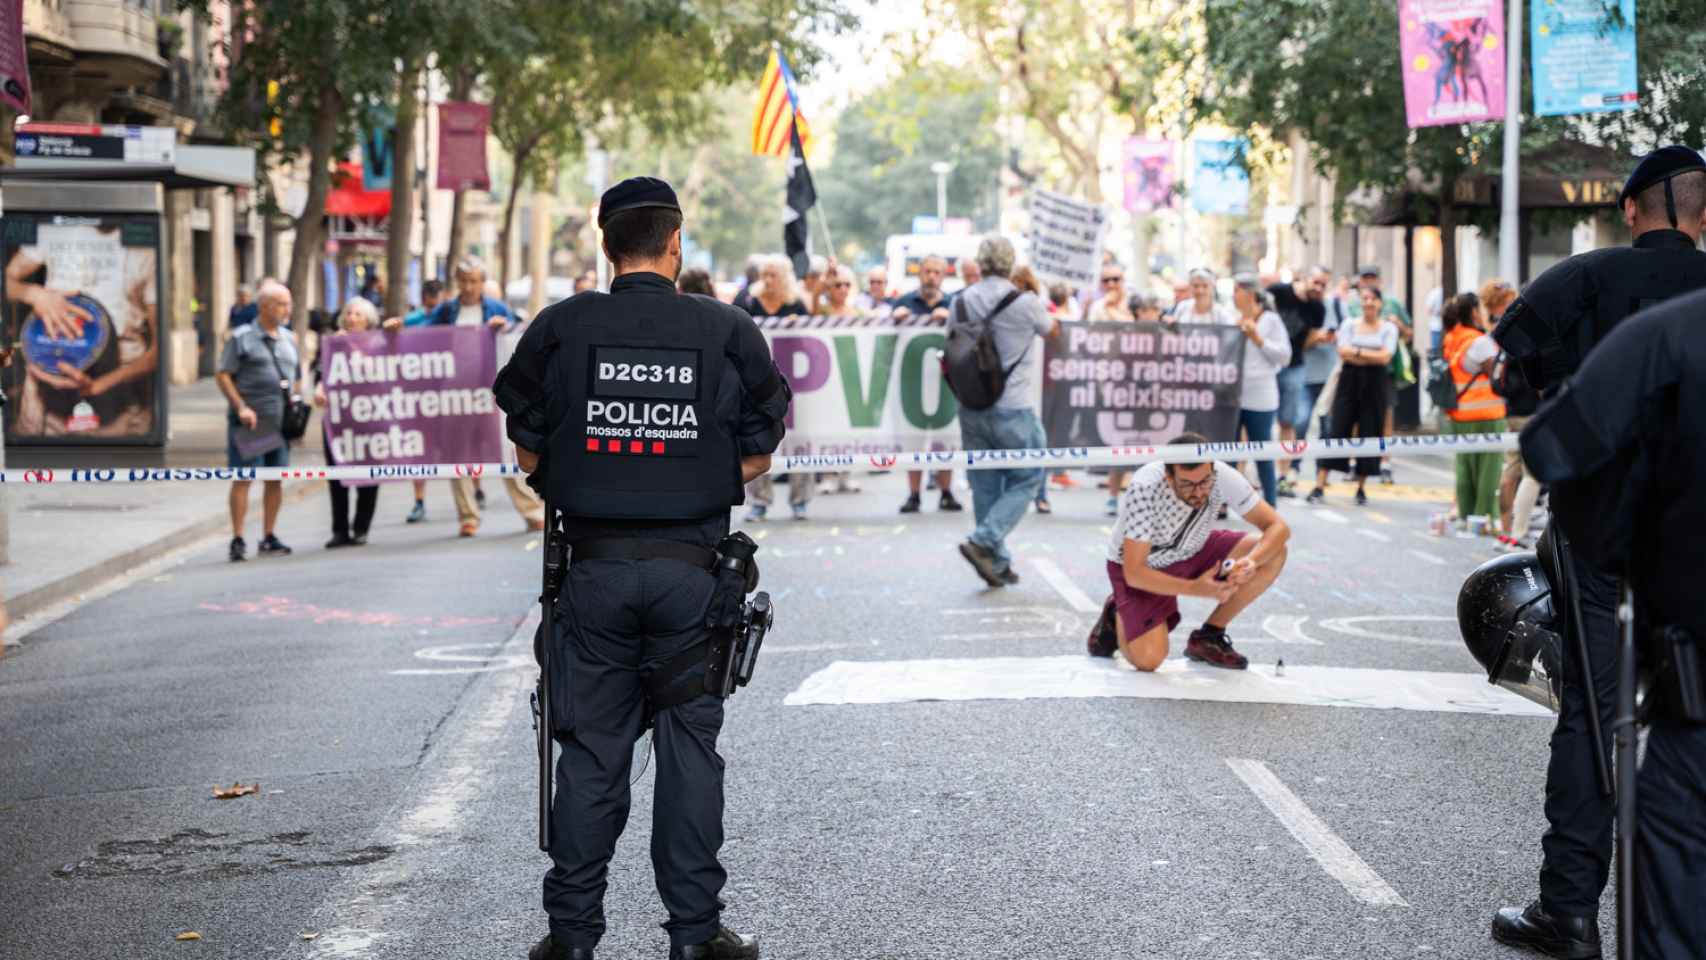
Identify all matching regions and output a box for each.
[950,236,1060,588]
[215,279,309,562]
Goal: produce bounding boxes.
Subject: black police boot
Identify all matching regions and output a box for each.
[669,926,759,960]
[528,934,595,960]
[1491,901,1602,959]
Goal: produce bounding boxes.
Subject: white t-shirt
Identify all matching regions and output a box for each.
[456,302,484,327]
[1169,300,1239,327]
[1462,333,1500,374]
[1338,319,1399,354]
[1221,309,1292,412]
[1107,461,1261,567]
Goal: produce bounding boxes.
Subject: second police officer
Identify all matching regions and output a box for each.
[1487,146,1706,957]
[495,176,791,960]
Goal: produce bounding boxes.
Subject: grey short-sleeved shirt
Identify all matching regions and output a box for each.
[953,276,1054,410]
[219,324,300,421]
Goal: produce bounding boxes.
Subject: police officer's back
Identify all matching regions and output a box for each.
[496,177,788,960]
[1485,146,1706,957]
[1522,289,1706,959]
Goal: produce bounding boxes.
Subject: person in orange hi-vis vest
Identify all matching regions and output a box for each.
[1441,291,1507,530]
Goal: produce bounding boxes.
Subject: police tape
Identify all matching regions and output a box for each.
[0,432,1522,485]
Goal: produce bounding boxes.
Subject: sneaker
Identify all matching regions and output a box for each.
[670,926,760,960]
[1051,473,1078,489]
[1088,598,1119,657]
[745,505,767,523]
[1305,488,1325,506]
[1277,477,1297,498]
[528,933,595,960]
[1216,505,1229,521]
[938,491,964,512]
[1105,496,1118,517]
[899,494,921,514]
[257,534,292,558]
[791,504,808,521]
[998,566,1020,586]
[474,486,487,508]
[228,536,247,563]
[459,522,479,537]
[1355,488,1369,507]
[958,540,1005,587]
[840,477,862,494]
[1184,627,1248,670]
[1380,466,1395,485]
[405,500,426,524]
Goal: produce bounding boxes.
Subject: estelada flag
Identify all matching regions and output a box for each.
[752,48,813,157]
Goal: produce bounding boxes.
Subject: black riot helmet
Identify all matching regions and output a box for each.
[1458,552,1564,712]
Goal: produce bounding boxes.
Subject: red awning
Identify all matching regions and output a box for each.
[324,162,391,218]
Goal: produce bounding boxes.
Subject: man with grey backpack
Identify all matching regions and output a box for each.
[942,236,1060,587]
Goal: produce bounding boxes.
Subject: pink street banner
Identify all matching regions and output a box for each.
[1122,138,1176,213]
[318,326,503,470]
[1399,0,1506,127]
[436,101,492,191]
[0,0,31,114]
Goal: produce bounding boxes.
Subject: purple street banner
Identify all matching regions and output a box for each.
[436,101,492,192]
[1399,0,1507,127]
[319,326,503,469]
[1042,321,1245,448]
[0,0,30,114]
[1123,138,1176,213]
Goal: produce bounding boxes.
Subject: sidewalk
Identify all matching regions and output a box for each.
[2,378,328,622]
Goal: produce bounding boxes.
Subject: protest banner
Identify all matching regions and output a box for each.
[436,101,492,191]
[1028,189,1109,289]
[318,327,503,470]
[1398,0,1507,127]
[1531,0,1637,117]
[1042,321,1245,447]
[759,316,962,457]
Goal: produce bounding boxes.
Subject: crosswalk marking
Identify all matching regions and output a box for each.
[1357,528,1392,543]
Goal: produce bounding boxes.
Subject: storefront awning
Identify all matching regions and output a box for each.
[3,143,257,190]
[324,162,391,218]
[1368,141,1634,226]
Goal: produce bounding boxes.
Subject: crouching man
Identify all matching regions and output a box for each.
[1088,433,1290,670]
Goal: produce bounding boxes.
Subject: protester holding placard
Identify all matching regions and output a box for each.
[1086,263,1135,322]
[1229,275,1292,506]
[1169,268,1237,326]
[891,254,960,513]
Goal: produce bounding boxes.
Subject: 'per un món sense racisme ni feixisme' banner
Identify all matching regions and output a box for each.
[756,315,1246,456]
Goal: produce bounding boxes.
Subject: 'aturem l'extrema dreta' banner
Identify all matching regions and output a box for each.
[1399,0,1507,128]
[1042,321,1245,449]
[318,326,503,467]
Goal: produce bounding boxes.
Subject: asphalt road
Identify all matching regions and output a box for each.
[0,461,1583,959]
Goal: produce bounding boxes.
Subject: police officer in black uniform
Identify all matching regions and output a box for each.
[1521,287,1706,959]
[496,176,790,960]
[1488,146,1706,957]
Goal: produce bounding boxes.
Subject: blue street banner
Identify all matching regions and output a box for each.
[1531,0,1638,116]
[361,104,396,192]
[1190,139,1250,215]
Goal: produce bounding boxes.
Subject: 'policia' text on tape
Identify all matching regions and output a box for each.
[0,432,1520,485]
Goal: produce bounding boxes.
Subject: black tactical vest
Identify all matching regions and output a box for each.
[538,281,744,519]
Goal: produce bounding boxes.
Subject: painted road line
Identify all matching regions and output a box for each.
[1408,548,1448,566]
[1316,615,1458,647]
[1365,510,1393,524]
[1398,459,1457,483]
[1258,614,1324,646]
[766,641,876,654]
[303,608,536,957]
[1225,758,1408,907]
[1313,509,1349,525]
[1357,528,1392,543]
[1033,557,1102,613]
[783,655,1551,717]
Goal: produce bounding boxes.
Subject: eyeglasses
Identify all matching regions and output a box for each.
[1101,275,1123,284]
[831,282,851,288]
[1170,473,1216,494]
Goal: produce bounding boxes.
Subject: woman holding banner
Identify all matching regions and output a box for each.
[313,298,382,548]
[1168,268,1237,327]
[1230,275,1292,505]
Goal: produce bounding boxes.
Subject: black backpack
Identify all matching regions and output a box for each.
[1490,349,1542,416]
[942,290,1025,411]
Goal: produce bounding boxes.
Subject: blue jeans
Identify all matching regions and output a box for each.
[1239,407,1278,505]
[957,405,1046,570]
[1275,365,1309,430]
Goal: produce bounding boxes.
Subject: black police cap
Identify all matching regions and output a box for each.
[598,176,682,230]
[1619,145,1706,207]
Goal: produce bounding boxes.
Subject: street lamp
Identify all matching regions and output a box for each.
[930,160,954,225]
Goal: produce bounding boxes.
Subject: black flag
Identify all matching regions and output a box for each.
[784,121,816,279]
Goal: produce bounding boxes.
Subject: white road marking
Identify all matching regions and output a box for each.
[766,641,874,654]
[1258,614,1324,646]
[1407,548,1448,566]
[784,655,1550,716]
[1226,758,1408,907]
[1032,557,1102,613]
[391,642,533,676]
[1356,528,1392,543]
[304,609,537,957]
[1313,509,1349,525]
[1316,615,1458,647]
[938,606,1078,641]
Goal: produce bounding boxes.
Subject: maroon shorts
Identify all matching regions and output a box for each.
[1105,529,1246,638]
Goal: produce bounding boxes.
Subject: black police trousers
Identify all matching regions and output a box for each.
[543,555,727,951]
[1635,723,1706,960]
[1538,529,1620,918]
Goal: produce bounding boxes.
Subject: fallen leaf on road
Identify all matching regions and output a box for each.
[211,782,259,800]
[301,933,320,941]
[175,932,202,941]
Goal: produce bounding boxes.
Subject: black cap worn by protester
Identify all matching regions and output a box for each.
[1619,145,1706,228]
[597,176,682,230]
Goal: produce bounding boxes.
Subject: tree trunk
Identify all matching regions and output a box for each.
[497,141,535,292]
[287,85,343,335]
[442,67,476,277]
[385,60,422,319]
